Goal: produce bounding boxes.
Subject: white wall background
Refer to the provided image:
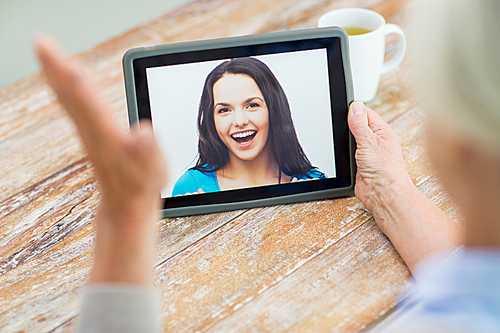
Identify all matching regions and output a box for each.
[146,49,337,197]
[0,0,194,89]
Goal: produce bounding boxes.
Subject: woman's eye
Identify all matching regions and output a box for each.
[217,107,230,114]
[247,102,260,109]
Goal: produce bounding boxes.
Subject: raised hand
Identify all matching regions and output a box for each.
[34,34,168,285]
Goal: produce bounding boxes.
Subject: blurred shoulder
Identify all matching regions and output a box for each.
[172,169,218,196]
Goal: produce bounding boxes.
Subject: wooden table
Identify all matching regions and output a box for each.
[0,0,460,332]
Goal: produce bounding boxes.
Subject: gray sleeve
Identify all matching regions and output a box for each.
[77,284,162,333]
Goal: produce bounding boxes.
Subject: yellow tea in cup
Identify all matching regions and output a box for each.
[318,8,407,101]
[344,27,372,36]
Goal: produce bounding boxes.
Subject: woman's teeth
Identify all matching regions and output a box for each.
[232,131,256,139]
[231,130,256,143]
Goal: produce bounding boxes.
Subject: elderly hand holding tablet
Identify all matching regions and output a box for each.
[124,28,356,217]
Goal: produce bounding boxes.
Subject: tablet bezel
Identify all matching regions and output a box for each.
[123,27,355,217]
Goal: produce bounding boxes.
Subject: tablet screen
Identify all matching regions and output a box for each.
[129,32,353,212]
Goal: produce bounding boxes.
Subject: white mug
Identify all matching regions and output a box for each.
[318,8,406,102]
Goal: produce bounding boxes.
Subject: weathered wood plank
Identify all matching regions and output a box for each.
[156,210,247,264]
[201,177,460,333]
[369,60,419,123]
[0,208,245,333]
[47,318,75,333]
[389,103,432,187]
[418,174,462,225]
[203,220,410,333]
[154,198,371,333]
[144,0,408,40]
[0,159,97,276]
[0,108,83,203]
[0,151,246,277]
[0,224,93,333]
[197,180,460,333]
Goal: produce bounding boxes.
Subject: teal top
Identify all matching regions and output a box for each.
[171,168,326,196]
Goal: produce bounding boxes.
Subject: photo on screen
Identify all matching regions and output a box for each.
[146,48,336,198]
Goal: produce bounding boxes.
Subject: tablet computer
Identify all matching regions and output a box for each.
[123,27,355,217]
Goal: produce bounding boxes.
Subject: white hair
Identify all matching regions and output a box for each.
[412,0,500,148]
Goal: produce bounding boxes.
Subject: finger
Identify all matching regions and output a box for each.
[34,33,123,153]
[130,120,157,153]
[348,101,372,142]
[130,120,168,184]
[197,188,204,194]
[365,107,392,134]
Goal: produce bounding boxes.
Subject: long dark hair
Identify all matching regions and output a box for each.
[193,57,315,178]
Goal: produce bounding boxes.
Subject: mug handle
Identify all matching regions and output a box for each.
[381,23,406,74]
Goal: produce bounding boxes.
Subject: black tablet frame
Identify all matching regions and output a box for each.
[123,27,355,217]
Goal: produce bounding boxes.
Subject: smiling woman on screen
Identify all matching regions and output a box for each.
[172,57,325,196]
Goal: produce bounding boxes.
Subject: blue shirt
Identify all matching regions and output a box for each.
[379,247,500,333]
[171,168,326,196]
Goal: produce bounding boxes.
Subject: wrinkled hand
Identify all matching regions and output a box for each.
[348,101,413,215]
[348,102,463,271]
[34,34,167,221]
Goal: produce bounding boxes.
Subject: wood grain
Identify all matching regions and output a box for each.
[0,159,97,276]
[0,0,453,332]
[155,198,370,332]
[0,207,247,332]
[203,220,410,333]
[0,224,93,333]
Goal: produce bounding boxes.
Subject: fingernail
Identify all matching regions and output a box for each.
[352,101,365,115]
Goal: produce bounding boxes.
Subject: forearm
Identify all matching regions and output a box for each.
[89,198,161,286]
[371,180,464,273]
[347,102,464,274]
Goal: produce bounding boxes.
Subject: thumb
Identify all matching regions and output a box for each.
[348,101,371,141]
